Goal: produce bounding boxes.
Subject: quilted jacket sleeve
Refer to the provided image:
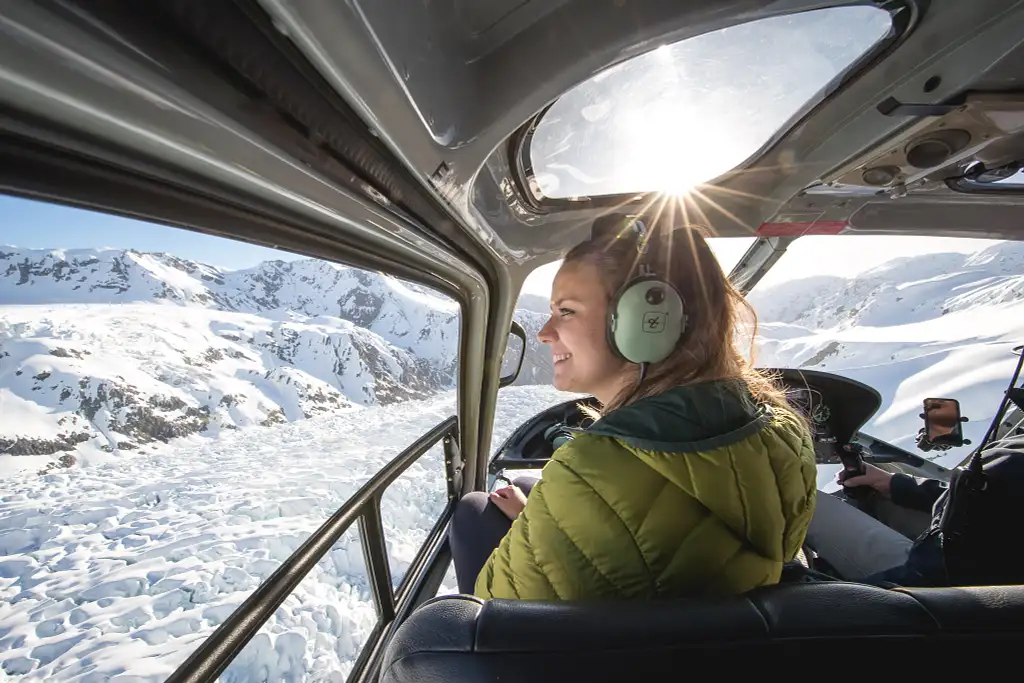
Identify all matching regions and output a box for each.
[474,435,655,600]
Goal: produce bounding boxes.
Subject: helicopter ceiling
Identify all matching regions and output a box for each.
[1,1,1023,296]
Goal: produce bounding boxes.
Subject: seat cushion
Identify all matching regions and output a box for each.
[380,582,1024,683]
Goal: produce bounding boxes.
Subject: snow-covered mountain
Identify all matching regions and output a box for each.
[0,248,549,464]
[5,238,1024,471]
[514,292,551,315]
[748,239,1024,465]
[0,385,576,683]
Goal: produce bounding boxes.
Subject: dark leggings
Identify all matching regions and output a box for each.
[449,477,538,594]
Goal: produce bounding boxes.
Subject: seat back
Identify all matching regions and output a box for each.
[380,583,1024,682]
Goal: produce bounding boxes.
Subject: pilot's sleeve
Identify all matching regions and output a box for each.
[890,473,947,512]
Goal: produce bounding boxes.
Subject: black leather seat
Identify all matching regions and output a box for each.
[380,582,1024,682]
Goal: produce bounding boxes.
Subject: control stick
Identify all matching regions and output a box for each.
[838,443,870,499]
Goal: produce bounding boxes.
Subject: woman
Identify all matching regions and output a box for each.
[450,213,817,600]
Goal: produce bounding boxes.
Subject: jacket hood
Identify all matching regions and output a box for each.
[584,380,815,563]
[584,379,769,450]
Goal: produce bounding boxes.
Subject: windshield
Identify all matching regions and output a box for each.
[748,235,1024,480]
[519,232,1024,489]
[528,6,893,198]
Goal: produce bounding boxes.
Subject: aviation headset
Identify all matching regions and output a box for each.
[601,215,688,365]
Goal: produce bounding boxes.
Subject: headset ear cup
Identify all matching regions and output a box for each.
[608,276,685,364]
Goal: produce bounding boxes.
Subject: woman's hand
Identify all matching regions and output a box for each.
[490,485,528,520]
[837,462,894,498]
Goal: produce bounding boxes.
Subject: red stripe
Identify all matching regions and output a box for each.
[756,221,847,236]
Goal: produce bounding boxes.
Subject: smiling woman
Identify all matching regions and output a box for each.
[453,216,818,602]
[528,5,895,199]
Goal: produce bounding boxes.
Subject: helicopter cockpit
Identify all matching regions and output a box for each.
[1,1,1024,682]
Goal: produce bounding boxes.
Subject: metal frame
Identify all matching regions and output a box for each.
[0,7,509,680]
[165,417,459,683]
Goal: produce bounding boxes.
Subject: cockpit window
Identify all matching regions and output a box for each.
[527,6,894,199]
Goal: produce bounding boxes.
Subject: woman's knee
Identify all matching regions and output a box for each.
[455,491,490,518]
[451,492,491,538]
[453,490,517,540]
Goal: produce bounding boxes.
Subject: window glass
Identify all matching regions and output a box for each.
[0,195,459,681]
[709,237,756,276]
[217,528,375,683]
[381,440,449,591]
[529,6,893,198]
[746,235,1023,487]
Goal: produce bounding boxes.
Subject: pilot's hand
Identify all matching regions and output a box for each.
[837,462,894,498]
[490,485,528,520]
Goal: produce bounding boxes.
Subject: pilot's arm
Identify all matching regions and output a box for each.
[889,473,947,513]
[842,463,945,512]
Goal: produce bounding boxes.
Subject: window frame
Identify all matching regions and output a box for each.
[0,184,471,682]
[1,122,488,683]
[0,3,501,678]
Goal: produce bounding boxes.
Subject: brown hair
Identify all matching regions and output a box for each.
[564,216,793,418]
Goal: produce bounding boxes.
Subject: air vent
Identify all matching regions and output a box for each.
[905,129,972,169]
[822,93,1024,190]
[861,165,900,186]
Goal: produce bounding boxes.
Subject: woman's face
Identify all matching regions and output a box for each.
[537,260,631,404]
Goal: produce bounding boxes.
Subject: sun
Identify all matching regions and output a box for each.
[612,96,752,197]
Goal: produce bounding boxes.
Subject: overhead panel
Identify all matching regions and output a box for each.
[825,93,1024,194]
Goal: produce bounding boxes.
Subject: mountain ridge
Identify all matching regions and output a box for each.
[0,247,550,463]
[747,239,1024,460]
[7,238,1024,469]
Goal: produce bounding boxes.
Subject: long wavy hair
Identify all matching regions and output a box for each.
[563,215,794,419]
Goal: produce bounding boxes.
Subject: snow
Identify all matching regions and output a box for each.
[5,235,1024,680]
[749,239,1024,485]
[0,385,572,682]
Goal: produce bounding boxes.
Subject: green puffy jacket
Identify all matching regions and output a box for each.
[475,380,817,600]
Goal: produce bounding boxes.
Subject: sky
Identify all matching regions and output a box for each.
[520,234,994,298]
[2,194,998,298]
[1,196,297,271]
[531,5,892,198]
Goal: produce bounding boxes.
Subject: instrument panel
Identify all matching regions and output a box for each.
[775,369,883,464]
[490,368,884,471]
[787,385,841,463]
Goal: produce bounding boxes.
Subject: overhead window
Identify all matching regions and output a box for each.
[528,5,894,199]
